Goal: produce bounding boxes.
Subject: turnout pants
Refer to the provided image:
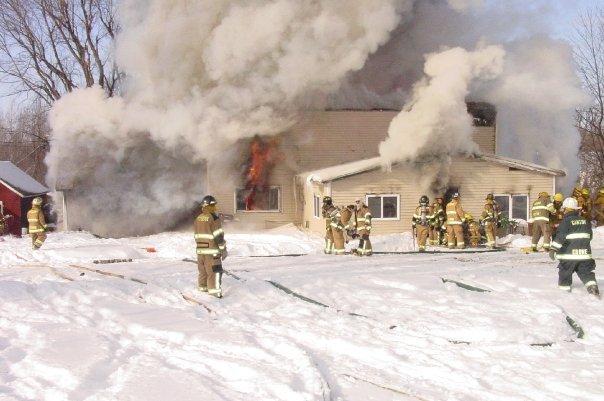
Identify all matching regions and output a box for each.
[557,260,597,291]
[416,225,429,251]
[484,223,496,248]
[197,254,223,295]
[332,229,345,255]
[531,221,551,250]
[446,224,465,249]
[357,231,372,256]
[324,229,335,254]
[30,232,46,249]
[428,226,437,245]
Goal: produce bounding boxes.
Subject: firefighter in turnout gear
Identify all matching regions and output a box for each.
[550,193,565,236]
[465,213,481,247]
[530,192,555,252]
[330,206,346,255]
[322,196,336,254]
[341,204,357,243]
[550,197,600,298]
[194,195,227,298]
[27,197,47,249]
[480,199,498,249]
[431,197,446,245]
[485,194,502,227]
[579,188,593,220]
[446,193,466,249]
[595,188,604,226]
[354,199,373,256]
[412,195,432,252]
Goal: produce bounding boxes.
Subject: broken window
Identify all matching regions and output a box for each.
[235,187,280,212]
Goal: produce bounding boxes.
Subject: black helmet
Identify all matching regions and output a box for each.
[201,195,217,207]
[419,195,429,205]
[323,196,332,205]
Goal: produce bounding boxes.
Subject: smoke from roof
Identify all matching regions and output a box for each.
[46,0,586,236]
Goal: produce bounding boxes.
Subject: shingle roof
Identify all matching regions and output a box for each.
[0,161,49,197]
[298,153,566,183]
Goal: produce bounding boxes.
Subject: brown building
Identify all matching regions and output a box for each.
[210,110,565,235]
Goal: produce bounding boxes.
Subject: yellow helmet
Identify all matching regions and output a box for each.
[582,188,590,196]
[538,191,549,198]
[464,213,473,221]
[553,193,563,202]
[486,193,494,200]
[32,197,43,206]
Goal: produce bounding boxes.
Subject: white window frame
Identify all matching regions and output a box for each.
[494,193,529,221]
[234,186,282,213]
[313,194,321,219]
[365,194,400,221]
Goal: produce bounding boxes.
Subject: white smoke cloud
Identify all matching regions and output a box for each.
[379,45,505,165]
[47,0,407,236]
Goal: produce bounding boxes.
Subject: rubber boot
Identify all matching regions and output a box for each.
[587,285,601,299]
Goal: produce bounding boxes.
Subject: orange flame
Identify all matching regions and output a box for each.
[243,136,279,210]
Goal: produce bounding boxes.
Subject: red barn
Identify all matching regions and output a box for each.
[0,161,50,237]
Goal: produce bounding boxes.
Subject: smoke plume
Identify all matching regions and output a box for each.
[47,0,587,236]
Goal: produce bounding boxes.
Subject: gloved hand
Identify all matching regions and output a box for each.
[548,250,556,261]
[221,249,228,260]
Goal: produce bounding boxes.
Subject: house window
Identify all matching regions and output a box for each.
[494,194,529,221]
[366,194,400,220]
[235,187,280,212]
[313,195,321,219]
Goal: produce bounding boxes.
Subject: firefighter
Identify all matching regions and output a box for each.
[480,199,498,249]
[595,187,604,227]
[341,204,357,243]
[431,197,446,246]
[550,197,600,298]
[194,195,227,298]
[0,201,7,236]
[550,193,565,236]
[330,205,346,255]
[27,197,47,250]
[485,193,502,225]
[580,188,593,220]
[530,192,555,252]
[412,195,432,252]
[445,193,465,249]
[465,213,481,247]
[354,198,373,256]
[322,196,336,254]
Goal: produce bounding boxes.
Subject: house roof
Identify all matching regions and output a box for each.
[0,161,49,197]
[299,153,566,184]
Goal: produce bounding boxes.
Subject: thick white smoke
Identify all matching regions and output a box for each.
[47,0,408,236]
[379,45,505,165]
[47,0,587,236]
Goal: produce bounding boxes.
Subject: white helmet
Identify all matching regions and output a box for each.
[32,197,43,206]
[562,197,580,210]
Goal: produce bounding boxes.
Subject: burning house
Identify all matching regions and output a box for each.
[209,107,565,235]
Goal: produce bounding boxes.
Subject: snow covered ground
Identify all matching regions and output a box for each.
[1,226,603,401]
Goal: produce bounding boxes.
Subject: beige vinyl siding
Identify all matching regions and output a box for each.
[210,111,497,228]
[311,157,554,235]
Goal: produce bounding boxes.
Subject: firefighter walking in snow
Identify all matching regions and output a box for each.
[550,197,600,298]
[446,193,466,249]
[412,195,432,252]
[530,192,555,252]
[194,195,227,298]
[27,197,47,250]
[322,196,336,254]
[595,187,604,227]
[480,198,498,249]
[429,197,445,246]
[330,205,346,255]
[341,204,357,244]
[354,199,372,256]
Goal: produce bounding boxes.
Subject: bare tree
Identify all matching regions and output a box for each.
[0,0,120,106]
[0,104,50,182]
[574,6,604,190]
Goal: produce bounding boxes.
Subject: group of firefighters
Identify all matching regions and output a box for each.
[14,187,603,299]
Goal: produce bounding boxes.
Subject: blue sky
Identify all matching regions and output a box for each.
[0,0,601,113]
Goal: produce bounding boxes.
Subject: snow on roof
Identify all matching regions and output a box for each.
[299,153,566,183]
[0,161,49,197]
